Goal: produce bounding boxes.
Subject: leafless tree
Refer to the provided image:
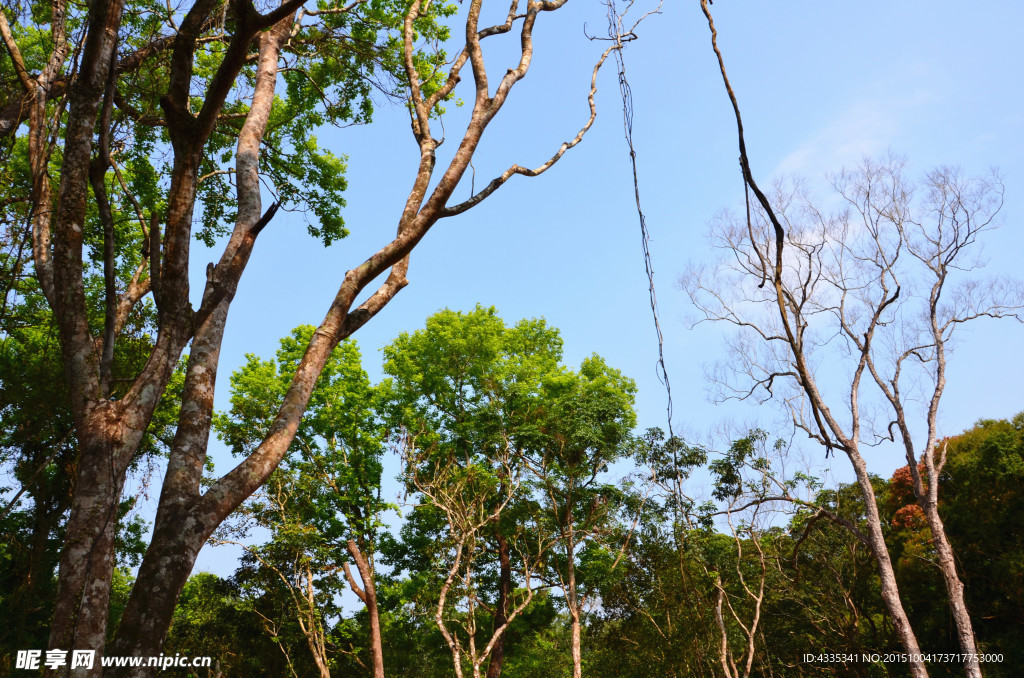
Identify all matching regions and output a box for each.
[696,2,1022,673]
[683,154,1022,678]
[0,0,659,673]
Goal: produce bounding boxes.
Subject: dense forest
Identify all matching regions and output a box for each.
[3,307,1023,676]
[1,0,1022,675]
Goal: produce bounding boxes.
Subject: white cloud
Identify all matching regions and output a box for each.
[774,88,935,179]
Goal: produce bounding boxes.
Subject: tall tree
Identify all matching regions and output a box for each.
[0,0,650,672]
[526,354,639,678]
[683,152,1022,678]
[380,306,640,677]
[380,306,565,678]
[0,241,180,665]
[697,4,1023,672]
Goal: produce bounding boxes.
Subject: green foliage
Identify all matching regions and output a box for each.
[213,325,391,672]
[165,302,1024,678]
[1,0,458,257]
[886,415,1024,675]
[165,573,288,678]
[217,325,390,545]
[379,305,641,677]
[379,306,570,668]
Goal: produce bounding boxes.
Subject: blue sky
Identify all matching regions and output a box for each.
[174,0,1024,576]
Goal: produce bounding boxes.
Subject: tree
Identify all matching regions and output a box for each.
[379,306,640,678]
[0,243,180,666]
[0,0,653,672]
[399,433,547,678]
[380,306,565,678]
[214,326,390,677]
[682,153,1023,677]
[525,354,639,678]
[696,5,1023,672]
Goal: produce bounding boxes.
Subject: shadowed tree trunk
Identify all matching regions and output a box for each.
[485,533,513,678]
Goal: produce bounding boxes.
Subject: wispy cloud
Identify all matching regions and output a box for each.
[774,87,936,179]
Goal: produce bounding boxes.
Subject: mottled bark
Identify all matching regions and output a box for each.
[39,1,128,674]
[47,420,137,678]
[839,453,926,672]
[13,0,617,669]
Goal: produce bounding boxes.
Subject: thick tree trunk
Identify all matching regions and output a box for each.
[46,429,131,678]
[109,18,297,674]
[106,516,209,677]
[485,533,512,678]
[847,449,928,678]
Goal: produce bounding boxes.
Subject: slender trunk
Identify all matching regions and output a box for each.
[485,533,512,678]
[921,238,982,677]
[846,448,928,678]
[364,579,384,678]
[304,581,331,678]
[347,540,385,678]
[570,610,582,678]
[713,586,735,678]
[912,413,981,675]
[922,502,981,677]
[566,534,582,678]
[311,653,330,678]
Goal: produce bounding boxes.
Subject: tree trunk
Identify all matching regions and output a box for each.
[106,514,209,677]
[570,610,582,678]
[46,429,130,678]
[565,535,583,678]
[109,17,297,675]
[912,409,982,675]
[922,501,981,677]
[485,533,512,678]
[847,449,928,678]
[347,540,385,678]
